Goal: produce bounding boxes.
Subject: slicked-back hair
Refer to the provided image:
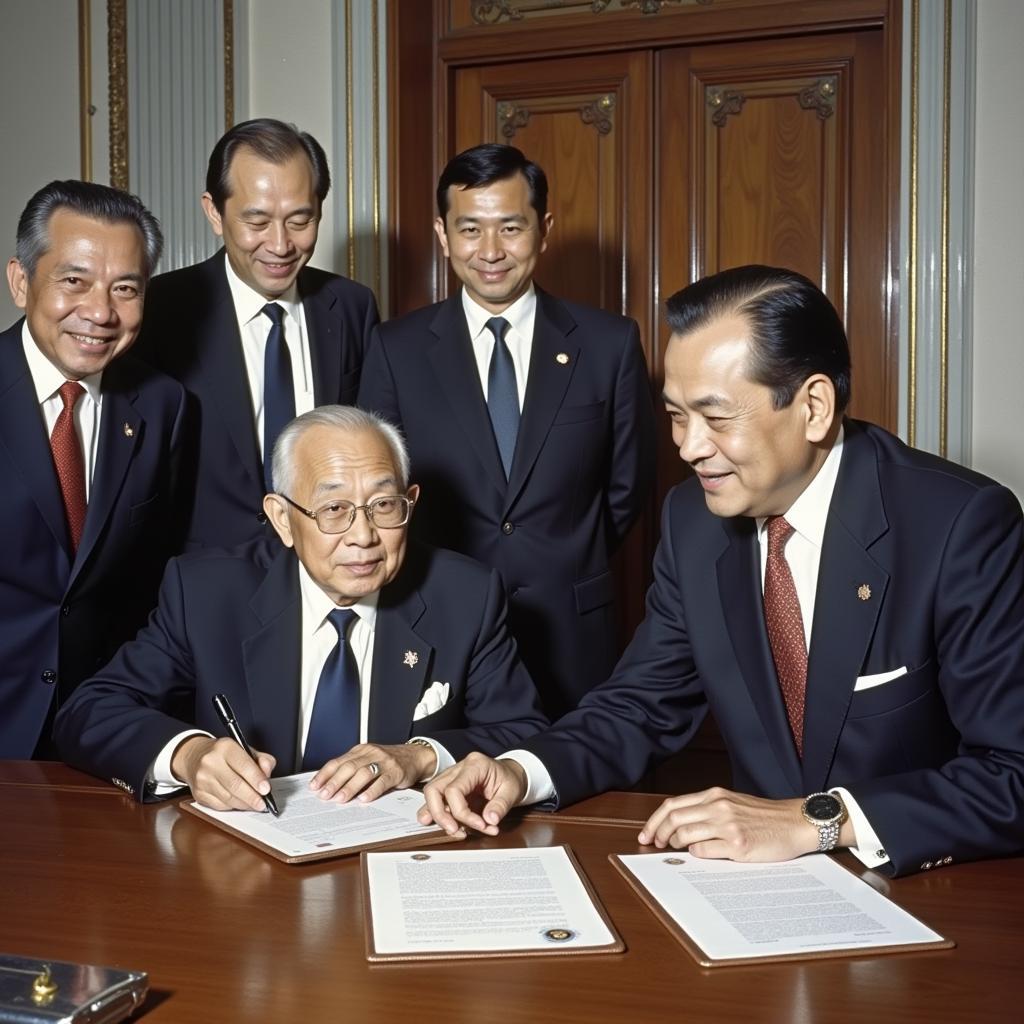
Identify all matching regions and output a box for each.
[206,118,331,214]
[436,143,549,224]
[16,179,163,280]
[271,405,411,498]
[665,265,852,412]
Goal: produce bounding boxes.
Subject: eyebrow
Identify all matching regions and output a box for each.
[661,392,732,412]
[312,475,398,497]
[453,214,529,226]
[240,206,316,219]
[52,263,144,286]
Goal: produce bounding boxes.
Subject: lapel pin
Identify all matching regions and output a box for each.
[857,584,872,601]
[403,650,419,668]
[556,352,569,365]
[123,423,134,438]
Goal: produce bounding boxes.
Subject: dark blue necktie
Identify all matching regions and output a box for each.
[485,316,519,478]
[261,302,295,491]
[302,608,360,772]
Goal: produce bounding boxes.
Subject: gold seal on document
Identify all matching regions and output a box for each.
[542,928,575,942]
[556,353,569,365]
[663,857,685,865]
[410,853,431,861]
[857,584,872,601]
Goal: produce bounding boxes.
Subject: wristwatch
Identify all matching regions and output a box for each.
[801,792,847,851]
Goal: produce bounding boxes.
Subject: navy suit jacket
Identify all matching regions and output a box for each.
[54,539,548,800]
[135,250,379,550]
[358,288,656,716]
[0,321,186,758]
[521,420,1024,875]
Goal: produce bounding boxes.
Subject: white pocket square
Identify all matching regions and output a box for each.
[854,666,908,691]
[413,681,450,721]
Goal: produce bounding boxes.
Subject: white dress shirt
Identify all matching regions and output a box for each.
[506,426,889,867]
[462,285,536,410]
[223,258,315,462]
[22,322,103,500]
[150,563,453,790]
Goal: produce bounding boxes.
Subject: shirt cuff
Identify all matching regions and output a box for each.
[498,750,555,806]
[832,786,890,868]
[148,729,213,794]
[408,737,453,782]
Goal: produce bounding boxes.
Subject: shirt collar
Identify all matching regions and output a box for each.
[461,284,536,342]
[223,254,301,329]
[21,319,103,405]
[757,424,845,548]
[297,559,379,637]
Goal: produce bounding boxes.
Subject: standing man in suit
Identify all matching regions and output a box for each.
[136,118,379,550]
[1,180,185,758]
[420,266,1024,876]
[55,406,547,808]
[358,144,656,717]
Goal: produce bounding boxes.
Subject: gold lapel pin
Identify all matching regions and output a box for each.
[123,423,134,438]
[857,584,872,601]
[556,353,569,365]
[403,650,419,668]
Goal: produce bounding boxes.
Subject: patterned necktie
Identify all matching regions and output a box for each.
[763,516,808,756]
[485,316,519,478]
[302,608,360,772]
[261,302,294,491]
[50,381,87,553]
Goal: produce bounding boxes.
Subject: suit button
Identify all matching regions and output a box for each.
[41,670,57,685]
[61,604,70,617]
[509,587,520,597]
[501,522,514,535]
[920,861,934,871]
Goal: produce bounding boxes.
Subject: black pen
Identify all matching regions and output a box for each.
[212,693,280,816]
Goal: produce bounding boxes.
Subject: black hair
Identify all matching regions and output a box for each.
[436,143,548,224]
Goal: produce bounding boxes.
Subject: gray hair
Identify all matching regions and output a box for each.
[16,179,164,280]
[271,406,411,496]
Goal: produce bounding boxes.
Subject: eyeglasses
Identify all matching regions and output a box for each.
[277,493,415,535]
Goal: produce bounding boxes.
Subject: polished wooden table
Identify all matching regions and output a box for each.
[2,763,1020,1023]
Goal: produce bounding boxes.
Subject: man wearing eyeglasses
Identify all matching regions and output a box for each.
[54,406,547,809]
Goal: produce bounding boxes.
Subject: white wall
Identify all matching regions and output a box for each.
[972,0,1024,503]
[0,0,80,326]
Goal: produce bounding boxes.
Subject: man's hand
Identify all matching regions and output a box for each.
[171,735,276,812]
[308,742,437,804]
[638,788,822,863]
[417,752,527,835]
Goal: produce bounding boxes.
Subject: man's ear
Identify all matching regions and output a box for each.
[538,211,554,254]
[201,193,225,237]
[803,373,837,443]
[7,258,28,309]
[406,483,421,518]
[263,494,295,549]
[433,217,451,259]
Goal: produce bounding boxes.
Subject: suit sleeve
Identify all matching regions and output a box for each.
[848,483,1024,875]
[606,319,656,548]
[415,569,549,759]
[54,558,203,803]
[357,325,403,431]
[518,493,709,807]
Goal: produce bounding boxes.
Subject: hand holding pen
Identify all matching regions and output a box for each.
[211,694,280,816]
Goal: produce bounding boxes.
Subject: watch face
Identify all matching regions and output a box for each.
[805,793,842,822]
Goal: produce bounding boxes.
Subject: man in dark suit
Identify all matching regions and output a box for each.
[358,144,655,718]
[55,406,547,809]
[135,118,379,550]
[1,180,185,759]
[420,266,1024,876]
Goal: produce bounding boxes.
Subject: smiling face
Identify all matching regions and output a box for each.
[7,209,146,380]
[202,147,320,299]
[434,172,553,314]
[263,425,420,606]
[662,313,836,519]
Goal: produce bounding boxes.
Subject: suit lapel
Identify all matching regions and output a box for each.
[427,298,508,494]
[504,289,577,511]
[801,424,890,790]
[0,328,71,564]
[367,579,431,744]
[301,271,340,405]
[242,546,303,772]
[717,517,803,792]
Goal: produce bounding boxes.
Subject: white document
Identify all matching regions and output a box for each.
[365,846,618,956]
[190,773,439,858]
[617,852,946,962]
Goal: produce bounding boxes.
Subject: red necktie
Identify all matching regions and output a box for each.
[50,381,88,552]
[763,516,807,755]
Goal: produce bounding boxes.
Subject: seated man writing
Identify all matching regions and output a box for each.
[56,406,547,809]
[419,265,1024,877]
